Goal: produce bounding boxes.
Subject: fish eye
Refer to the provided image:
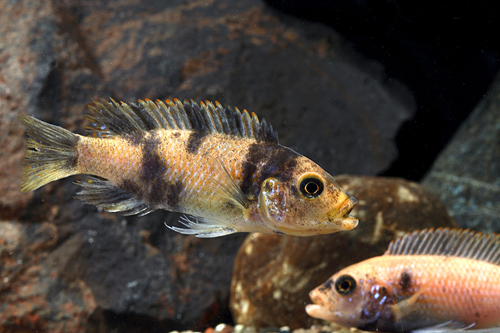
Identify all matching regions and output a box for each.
[298,174,324,199]
[335,275,356,295]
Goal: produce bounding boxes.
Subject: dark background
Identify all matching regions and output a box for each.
[265,0,499,181]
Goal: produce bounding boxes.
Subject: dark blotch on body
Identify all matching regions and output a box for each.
[141,134,165,183]
[65,136,80,170]
[399,270,412,292]
[121,179,144,198]
[139,133,184,208]
[164,181,183,210]
[240,160,257,197]
[147,180,183,209]
[186,131,207,154]
[124,131,146,146]
[240,143,298,197]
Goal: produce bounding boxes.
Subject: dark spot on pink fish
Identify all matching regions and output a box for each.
[318,278,334,293]
[399,270,412,292]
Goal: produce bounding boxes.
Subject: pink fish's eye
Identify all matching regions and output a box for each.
[335,275,356,295]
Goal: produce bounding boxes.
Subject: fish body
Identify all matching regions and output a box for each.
[19,99,357,237]
[306,228,500,331]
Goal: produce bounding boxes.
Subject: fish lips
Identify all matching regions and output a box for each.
[305,303,331,320]
[306,304,359,327]
[306,289,357,326]
[331,195,358,229]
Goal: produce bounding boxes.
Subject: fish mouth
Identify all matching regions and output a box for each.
[333,196,358,229]
[306,305,356,326]
[339,195,357,217]
[305,304,332,321]
[307,290,329,319]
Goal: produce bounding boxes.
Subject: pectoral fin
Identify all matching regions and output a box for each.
[390,288,425,322]
[207,156,250,209]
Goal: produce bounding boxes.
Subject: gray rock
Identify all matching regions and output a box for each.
[422,72,500,232]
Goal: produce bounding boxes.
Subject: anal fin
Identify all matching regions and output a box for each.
[411,320,473,332]
[75,177,156,216]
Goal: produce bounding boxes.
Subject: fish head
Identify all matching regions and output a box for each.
[306,262,392,329]
[257,158,358,236]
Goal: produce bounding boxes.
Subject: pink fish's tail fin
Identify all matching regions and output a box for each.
[18,115,80,192]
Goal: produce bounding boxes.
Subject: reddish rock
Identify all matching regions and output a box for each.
[0,221,97,333]
[230,175,457,329]
[0,0,57,219]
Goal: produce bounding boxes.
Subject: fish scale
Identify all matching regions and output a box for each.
[19,98,358,237]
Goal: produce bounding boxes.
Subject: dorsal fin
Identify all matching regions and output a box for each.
[85,98,279,143]
[386,228,500,265]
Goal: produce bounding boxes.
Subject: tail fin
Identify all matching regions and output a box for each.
[18,115,80,192]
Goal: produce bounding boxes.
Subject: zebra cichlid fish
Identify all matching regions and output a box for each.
[19,98,358,237]
[306,228,500,332]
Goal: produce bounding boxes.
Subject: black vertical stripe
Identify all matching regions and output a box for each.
[240,143,299,198]
[186,131,208,154]
[139,133,184,209]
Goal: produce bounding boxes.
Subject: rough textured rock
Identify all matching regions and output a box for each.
[1,0,415,331]
[230,175,457,329]
[0,0,58,219]
[422,73,500,233]
[0,221,97,332]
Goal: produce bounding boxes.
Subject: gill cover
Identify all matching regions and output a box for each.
[258,177,288,226]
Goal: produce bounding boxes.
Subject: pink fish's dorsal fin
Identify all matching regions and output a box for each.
[85,98,279,143]
[385,228,500,265]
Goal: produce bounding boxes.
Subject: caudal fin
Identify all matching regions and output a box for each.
[19,115,80,192]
